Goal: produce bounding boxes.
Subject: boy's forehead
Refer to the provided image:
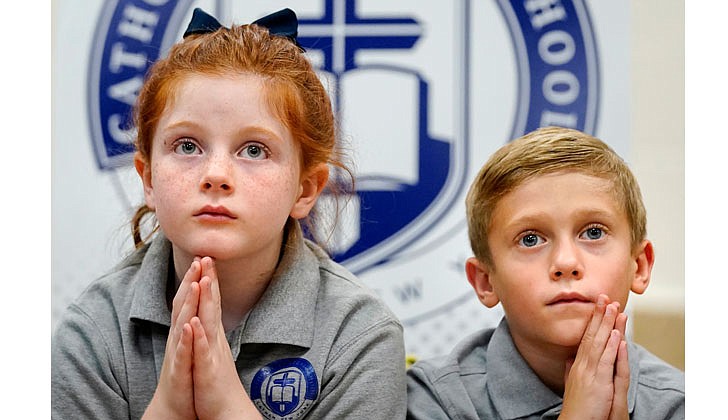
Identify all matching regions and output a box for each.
[491,171,624,221]
[505,170,614,196]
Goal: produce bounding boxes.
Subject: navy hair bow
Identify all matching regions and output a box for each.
[183,7,304,51]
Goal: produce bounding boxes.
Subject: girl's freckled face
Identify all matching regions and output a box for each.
[141,73,305,263]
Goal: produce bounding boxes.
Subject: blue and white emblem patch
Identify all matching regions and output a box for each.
[250,358,319,419]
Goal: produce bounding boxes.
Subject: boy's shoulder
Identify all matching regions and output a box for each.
[629,341,685,392]
[406,326,496,419]
[407,320,685,420]
[407,320,564,419]
[408,326,494,380]
[628,342,685,418]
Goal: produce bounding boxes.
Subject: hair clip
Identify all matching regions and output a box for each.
[183,7,305,51]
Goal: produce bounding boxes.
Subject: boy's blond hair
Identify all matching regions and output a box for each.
[465,126,647,268]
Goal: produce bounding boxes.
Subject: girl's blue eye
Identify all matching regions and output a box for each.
[583,227,604,240]
[241,144,269,160]
[520,233,543,247]
[174,140,199,155]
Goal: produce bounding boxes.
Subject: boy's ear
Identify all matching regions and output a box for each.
[290,163,329,219]
[630,239,655,295]
[134,152,156,211]
[465,257,500,308]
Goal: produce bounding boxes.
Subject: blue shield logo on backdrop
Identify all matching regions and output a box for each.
[295,0,471,273]
[88,0,598,275]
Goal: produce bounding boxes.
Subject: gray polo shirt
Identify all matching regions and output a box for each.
[407,318,684,420]
[52,222,406,420]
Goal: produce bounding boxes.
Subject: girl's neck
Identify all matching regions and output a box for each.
[172,245,282,332]
[216,257,277,331]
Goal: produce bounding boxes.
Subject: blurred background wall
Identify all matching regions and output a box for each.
[630,0,684,370]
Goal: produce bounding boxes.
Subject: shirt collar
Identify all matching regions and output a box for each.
[486,318,639,418]
[486,319,563,419]
[128,221,321,350]
[240,220,319,348]
[129,235,174,326]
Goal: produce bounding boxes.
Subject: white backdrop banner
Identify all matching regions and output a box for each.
[52,0,630,360]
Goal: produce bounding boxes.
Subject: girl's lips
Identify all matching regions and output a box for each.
[194,205,237,219]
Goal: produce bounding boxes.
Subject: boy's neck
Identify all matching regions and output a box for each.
[510,333,577,396]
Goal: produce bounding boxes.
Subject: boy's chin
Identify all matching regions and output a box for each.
[551,318,591,347]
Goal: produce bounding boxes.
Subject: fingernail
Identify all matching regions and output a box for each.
[597,295,606,307]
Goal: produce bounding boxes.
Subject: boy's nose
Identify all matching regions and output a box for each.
[549,240,584,281]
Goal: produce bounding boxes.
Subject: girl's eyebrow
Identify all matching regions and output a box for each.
[240,126,285,142]
[161,120,200,131]
[160,120,285,143]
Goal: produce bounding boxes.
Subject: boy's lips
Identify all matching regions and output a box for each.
[547,291,592,305]
[194,205,237,219]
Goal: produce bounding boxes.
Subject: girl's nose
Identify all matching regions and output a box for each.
[200,155,234,193]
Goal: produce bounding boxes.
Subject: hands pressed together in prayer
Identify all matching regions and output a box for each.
[143,257,262,420]
[559,294,630,420]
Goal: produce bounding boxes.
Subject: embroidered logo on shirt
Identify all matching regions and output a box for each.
[251,358,319,419]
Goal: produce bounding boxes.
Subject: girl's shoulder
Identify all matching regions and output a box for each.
[60,234,172,329]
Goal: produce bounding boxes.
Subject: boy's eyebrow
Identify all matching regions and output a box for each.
[505,207,620,228]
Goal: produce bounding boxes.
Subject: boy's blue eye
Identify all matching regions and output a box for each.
[583,227,604,240]
[520,234,542,247]
[175,140,199,155]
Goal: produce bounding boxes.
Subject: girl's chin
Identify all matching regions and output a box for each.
[174,243,238,262]
[190,248,235,261]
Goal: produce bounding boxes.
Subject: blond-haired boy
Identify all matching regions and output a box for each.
[407,127,684,419]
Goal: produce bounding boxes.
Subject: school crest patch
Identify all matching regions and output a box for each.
[250,358,319,419]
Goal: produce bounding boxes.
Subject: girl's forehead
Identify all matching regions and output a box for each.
[161,73,269,116]
[175,72,266,93]
[154,73,293,140]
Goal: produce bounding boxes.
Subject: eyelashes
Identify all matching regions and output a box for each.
[238,143,270,160]
[174,139,201,155]
[171,138,272,160]
[516,224,608,248]
[518,232,544,247]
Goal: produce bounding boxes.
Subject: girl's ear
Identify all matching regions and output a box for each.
[631,239,655,295]
[134,152,156,211]
[465,257,500,308]
[290,163,329,219]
